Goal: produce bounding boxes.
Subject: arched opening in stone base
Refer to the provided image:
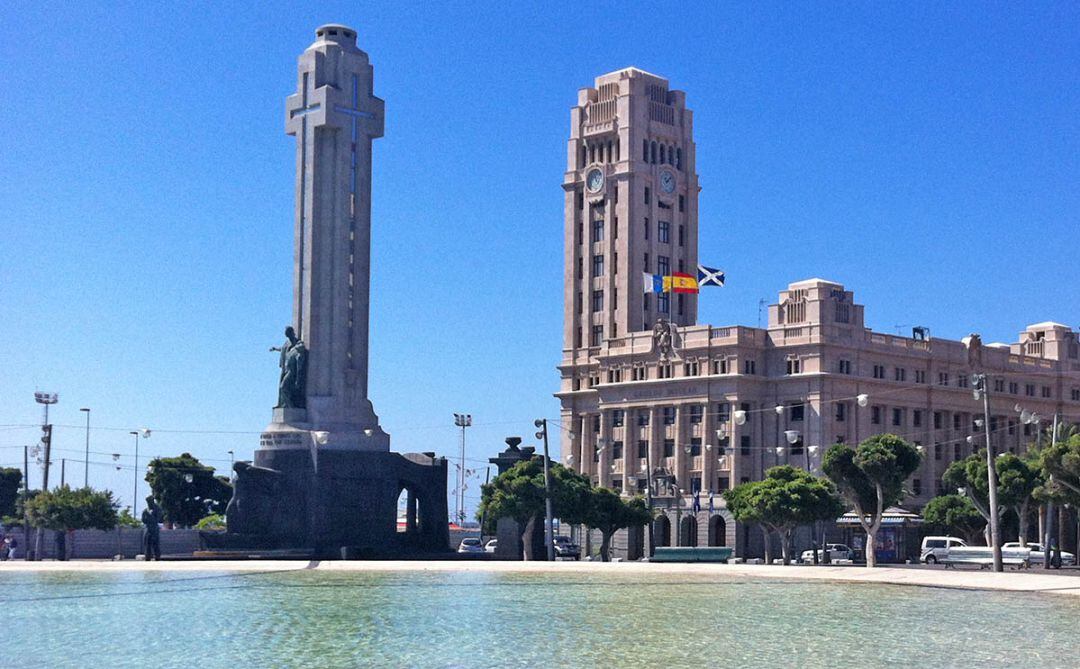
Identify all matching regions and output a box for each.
[395,484,423,540]
[653,515,671,547]
[708,515,727,547]
[679,515,698,547]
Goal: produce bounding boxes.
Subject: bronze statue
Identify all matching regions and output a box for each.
[226,462,285,537]
[141,496,163,561]
[271,326,308,408]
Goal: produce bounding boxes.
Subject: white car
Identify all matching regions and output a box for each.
[800,544,854,562]
[1002,542,1076,566]
[457,538,484,554]
[921,536,968,564]
[484,539,498,553]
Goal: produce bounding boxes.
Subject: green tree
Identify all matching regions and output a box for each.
[995,453,1041,545]
[724,480,774,562]
[584,489,651,561]
[823,434,921,567]
[145,453,232,528]
[195,513,226,530]
[117,507,142,528]
[922,494,985,544]
[1039,430,1080,497]
[25,486,119,533]
[0,467,22,518]
[477,457,592,560]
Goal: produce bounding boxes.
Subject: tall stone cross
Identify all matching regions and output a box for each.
[281,24,388,451]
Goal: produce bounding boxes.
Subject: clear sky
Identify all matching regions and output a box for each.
[2,2,1078,517]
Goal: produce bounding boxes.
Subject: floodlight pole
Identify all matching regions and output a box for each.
[453,414,472,527]
[32,392,58,561]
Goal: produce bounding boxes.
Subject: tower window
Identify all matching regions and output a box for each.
[645,187,651,205]
[643,253,650,272]
[592,290,603,312]
[658,256,670,276]
[659,221,670,243]
[678,195,685,212]
[642,139,648,161]
[592,219,604,242]
[644,217,649,240]
[678,224,685,247]
[676,148,683,170]
[659,145,665,164]
[591,325,603,346]
[651,141,657,164]
[658,294,669,313]
[592,255,604,277]
[677,294,684,316]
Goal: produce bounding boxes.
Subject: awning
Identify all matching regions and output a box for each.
[837,506,923,527]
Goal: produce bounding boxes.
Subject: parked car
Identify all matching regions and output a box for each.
[1002,542,1076,566]
[553,535,580,560]
[484,539,498,553]
[920,536,968,564]
[457,537,484,554]
[799,543,854,563]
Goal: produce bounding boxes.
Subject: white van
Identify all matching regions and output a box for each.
[920,536,967,564]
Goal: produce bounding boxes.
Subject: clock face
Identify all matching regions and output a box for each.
[586,168,604,193]
[660,169,675,194]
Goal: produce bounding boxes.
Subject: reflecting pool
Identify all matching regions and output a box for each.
[3,569,1078,668]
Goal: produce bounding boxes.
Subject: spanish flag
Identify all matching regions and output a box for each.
[667,272,699,294]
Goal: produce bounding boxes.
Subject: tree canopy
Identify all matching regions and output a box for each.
[922,494,985,544]
[0,467,22,519]
[584,488,652,561]
[25,486,119,532]
[145,453,232,528]
[1039,430,1080,498]
[823,434,921,567]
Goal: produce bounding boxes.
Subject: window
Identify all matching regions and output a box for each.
[713,358,729,374]
[663,439,675,457]
[835,403,846,422]
[689,405,703,424]
[934,411,943,429]
[592,415,601,433]
[717,403,731,423]
[678,195,684,212]
[892,408,903,426]
[642,139,648,161]
[1042,386,1052,398]
[685,360,700,377]
[938,372,949,386]
[690,438,702,456]
[790,404,805,422]
[953,414,962,430]
[934,444,942,461]
[958,375,969,388]
[678,225,685,247]
[915,370,926,384]
[658,363,673,379]
[743,359,756,374]
[658,221,670,243]
[632,365,646,381]
[612,410,625,427]
[644,187,651,204]
[593,445,600,463]
[591,254,604,277]
[644,218,649,240]
[637,410,650,426]
[574,327,582,348]
[1072,389,1080,402]
[662,407,675,425]
[871,406,882,425]
[612,441,623,459]
[740,435,751,456]
[913,410,923,427]
[591,290,603,312]
[954,443,961,460]
[657,256,670,277]
[719,476,730,490]
[1009,382,1019,394]
[611,478,622,492]
[993,379,1005,392]
[590,325,603,347]
[591,218,604,242]
[1025,384,1035,397]
[658,294,669,313]
[838,360,852,375]
[894,367,906,382]
[677,294,685,316]
[576,256,583,279]
[690,476,702,493]
[637,440,648,458]
[786,358,801,375]
[873,365,886,379]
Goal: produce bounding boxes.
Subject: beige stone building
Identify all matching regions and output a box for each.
[556,68,1080,559]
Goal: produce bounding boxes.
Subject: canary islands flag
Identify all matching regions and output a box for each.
[642,272,699,294]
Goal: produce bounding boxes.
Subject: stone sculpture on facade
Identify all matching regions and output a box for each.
[271,326,308,409]
[653,318,674,360]
[963,333,983,369]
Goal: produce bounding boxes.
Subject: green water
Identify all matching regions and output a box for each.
[2,569,1078,668]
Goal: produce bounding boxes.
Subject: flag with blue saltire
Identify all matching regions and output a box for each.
[698,264,725,287]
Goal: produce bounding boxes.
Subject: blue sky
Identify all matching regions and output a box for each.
[2,2,1078,516]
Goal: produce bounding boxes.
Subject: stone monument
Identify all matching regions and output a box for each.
[210,25,449,558]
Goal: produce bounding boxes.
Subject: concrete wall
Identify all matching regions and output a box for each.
[3,528,204,560]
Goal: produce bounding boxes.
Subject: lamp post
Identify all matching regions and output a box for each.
[130,429,151,518]
[453,413,472,527]
[227,450,235,466]
[79,407,90,487]
[535,419,555,562]
[971,373,1002,572]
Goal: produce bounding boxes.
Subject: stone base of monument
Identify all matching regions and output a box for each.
[211,447,451,559]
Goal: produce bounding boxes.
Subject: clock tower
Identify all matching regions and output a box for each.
[562,68,699,362]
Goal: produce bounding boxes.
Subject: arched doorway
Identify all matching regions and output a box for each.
[708,515,727,546]
[679,516,698,547]
[395,484,422,541]
[653,515,671,547]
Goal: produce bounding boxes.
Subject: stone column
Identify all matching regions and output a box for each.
[703,401,715,492]
[598,409,610,488]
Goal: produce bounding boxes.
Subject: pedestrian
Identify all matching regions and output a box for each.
[141,496,163,561]
[7,534,18,561]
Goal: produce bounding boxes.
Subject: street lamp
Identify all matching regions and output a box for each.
[971,373,1003,572]
[79,407,90,487]
[453,413,472,527]
[227,450,235,465]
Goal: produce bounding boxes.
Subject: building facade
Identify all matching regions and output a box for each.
[557,69,1080,559]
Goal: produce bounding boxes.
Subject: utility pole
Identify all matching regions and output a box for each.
[1044,415,1059,571]
[478,467,491,544]
[60,459,66,488]
[80,407,90,487]
[972,373,1003,572]
[453,414,472,526]
[535,419,555,561]
[23,445,30,561]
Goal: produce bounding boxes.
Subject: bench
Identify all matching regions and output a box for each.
[650,546,733,563]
